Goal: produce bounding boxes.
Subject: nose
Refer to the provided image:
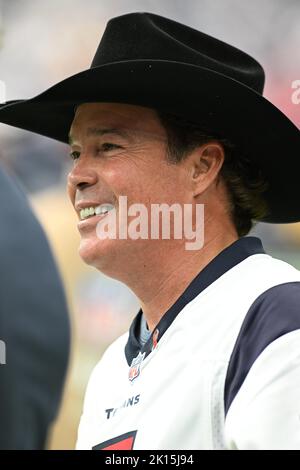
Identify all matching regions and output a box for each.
[67,160,98,190]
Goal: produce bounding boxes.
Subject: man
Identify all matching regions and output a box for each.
[0,12,300,450]
[0,165,70,449]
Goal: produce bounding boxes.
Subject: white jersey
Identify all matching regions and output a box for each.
[76,237,300,450]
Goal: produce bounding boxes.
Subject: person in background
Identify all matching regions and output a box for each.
[0,165,70,449]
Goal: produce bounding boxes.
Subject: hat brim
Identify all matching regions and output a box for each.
[0,59,299,224]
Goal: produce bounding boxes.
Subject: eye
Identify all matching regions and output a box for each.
[100,143,121,152]
[69,150,80,160]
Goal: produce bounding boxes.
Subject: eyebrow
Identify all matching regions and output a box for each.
[68,127,131,145]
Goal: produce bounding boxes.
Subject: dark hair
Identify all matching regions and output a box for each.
[156,111,269,237]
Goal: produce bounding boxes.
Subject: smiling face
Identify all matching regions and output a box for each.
[67,102,193,278]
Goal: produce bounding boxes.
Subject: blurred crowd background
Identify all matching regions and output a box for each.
[0,0,299,449]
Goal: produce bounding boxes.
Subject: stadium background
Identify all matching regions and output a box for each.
[0,0,299,449]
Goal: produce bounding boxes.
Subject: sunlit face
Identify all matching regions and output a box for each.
[67,102,191,277]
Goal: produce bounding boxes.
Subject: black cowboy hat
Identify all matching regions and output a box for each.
[0,12,299,223]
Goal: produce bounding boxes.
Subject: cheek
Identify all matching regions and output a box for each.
[147,166,189,204]
[100,160,151,200]
[101,158,188,205]
[67,181,75,204]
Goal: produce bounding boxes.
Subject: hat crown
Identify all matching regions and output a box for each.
[91,12,265,94]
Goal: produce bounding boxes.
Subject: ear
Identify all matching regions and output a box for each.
[187,142,225,197]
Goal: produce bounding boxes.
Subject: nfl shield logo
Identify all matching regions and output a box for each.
[128,352,145,382]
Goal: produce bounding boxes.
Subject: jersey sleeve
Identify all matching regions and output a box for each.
[75,332,129,450]
[75,359,102,450]
[224,329,300,449]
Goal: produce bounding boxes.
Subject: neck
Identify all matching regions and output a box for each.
[123,220,238,332]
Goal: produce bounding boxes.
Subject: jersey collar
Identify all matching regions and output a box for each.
[125,236,265,366]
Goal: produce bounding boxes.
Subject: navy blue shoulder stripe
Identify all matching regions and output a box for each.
[224,281,300,416]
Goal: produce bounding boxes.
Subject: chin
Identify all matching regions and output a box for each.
[78,236,115,270]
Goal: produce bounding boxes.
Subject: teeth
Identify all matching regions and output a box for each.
[96,204,114,215]
[80,204,114,220]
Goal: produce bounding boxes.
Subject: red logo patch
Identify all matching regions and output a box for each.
[128,351,145,382]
